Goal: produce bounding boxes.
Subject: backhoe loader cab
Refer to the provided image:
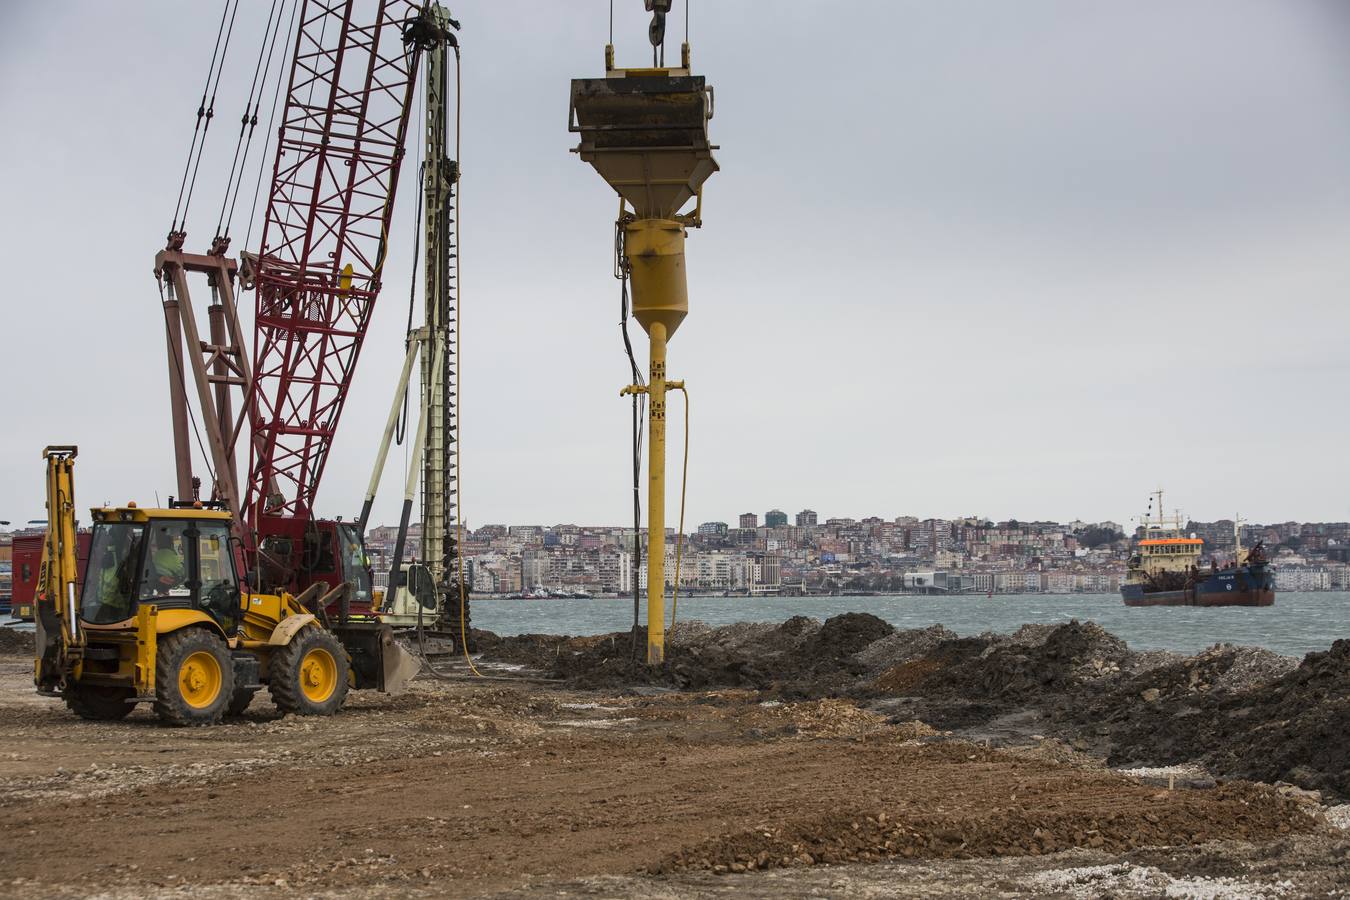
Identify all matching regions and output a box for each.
[35,449,416,726]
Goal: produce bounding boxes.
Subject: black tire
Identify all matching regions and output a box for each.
[153,628,235,726]
[269,627,349,716]
[64,685,137,721]
[226,687,259,717]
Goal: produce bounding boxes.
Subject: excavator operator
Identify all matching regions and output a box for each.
[146,528,186,595]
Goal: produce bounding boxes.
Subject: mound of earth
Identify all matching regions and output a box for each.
[0,628,34,654]
[1097,639,1350,800]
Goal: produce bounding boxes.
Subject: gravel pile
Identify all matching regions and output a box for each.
[853,625,957,674]
[0,628,35,654]
[478,615,1345,801]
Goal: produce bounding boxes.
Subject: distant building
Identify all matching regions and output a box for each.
[795,509,818,527]
[739,512,758,529]
[765,509,788,528]
[697,521,728,536]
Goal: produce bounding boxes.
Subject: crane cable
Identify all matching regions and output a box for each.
[216,0,290,242]
[171,0,241,236]
[668,384,689,633]
[242,0,299,257]
[616,216,647,658]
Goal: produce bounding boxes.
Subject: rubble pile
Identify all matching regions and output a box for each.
[853,624,957,674]
[1098,640,1350,799]
[478,616,1348,801]
[657,778,1317,874]
[0,629,34,654]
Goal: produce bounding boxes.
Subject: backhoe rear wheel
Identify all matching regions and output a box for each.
[269,627,349,716]
[64,685,137,721]
[153,628,234,726]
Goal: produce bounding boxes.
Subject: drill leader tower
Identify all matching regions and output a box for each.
[569,1,718,664]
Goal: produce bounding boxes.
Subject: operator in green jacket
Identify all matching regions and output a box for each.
[147,529,186,594]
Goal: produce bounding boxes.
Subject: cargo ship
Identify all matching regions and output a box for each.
[1120,491,1274,607]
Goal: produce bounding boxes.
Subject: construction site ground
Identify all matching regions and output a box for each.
[0,646,1347,898]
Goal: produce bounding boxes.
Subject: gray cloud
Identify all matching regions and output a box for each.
[1,0,1347,532]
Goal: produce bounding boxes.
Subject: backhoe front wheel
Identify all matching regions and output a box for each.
[153,628,235,726]
[269,628,349,716]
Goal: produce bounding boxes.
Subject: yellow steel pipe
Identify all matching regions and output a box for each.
[645,321,668,664]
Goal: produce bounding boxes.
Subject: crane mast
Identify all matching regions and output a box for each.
[419,3,461,621]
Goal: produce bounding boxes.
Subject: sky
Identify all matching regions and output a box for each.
[1,0,1348,533]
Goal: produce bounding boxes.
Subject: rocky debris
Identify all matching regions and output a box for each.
[481,614,895,695]
[1100,639,1350,801]
[853,624,957,674]
[1007,738,1105,770]
[1326,805,1350,831]
[482,617,1347,802]
[657,779,1317,875]
[0,628,35,654]
[890,621,1130,729]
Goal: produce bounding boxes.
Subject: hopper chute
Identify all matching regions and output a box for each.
[569,73,718,220]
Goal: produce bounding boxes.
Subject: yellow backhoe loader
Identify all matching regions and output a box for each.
[34,446,417,725]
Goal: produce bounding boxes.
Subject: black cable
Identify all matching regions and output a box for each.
[218,0,286,240]
[243,0,299,256]
[397,158,427,447]
[619,269,646,658]
[180,0,242,234]
[171,0,232,231]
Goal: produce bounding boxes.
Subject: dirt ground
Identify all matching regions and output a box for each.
[0,651,1346,898]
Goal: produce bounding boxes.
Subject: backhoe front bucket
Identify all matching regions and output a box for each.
[381,639,420,695]
[330,622,417,694]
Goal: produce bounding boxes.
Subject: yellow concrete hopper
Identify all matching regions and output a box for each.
[569,72,718,220]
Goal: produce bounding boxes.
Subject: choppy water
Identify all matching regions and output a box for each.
[475,592,1350,658]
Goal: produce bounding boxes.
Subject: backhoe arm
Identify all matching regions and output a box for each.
[35,446,82,690]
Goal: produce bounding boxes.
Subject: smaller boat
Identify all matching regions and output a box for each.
[1121,491,1274,607]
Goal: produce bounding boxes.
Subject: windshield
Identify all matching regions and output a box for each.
[81,523,145,624]
[337,524,373,608]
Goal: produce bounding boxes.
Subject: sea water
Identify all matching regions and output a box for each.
[474,591,1350,658]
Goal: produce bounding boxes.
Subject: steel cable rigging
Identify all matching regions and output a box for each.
[169,0,241,239]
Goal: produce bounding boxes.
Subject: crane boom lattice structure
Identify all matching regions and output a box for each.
[244,0,423,541]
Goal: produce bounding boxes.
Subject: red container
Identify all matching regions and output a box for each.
[10,533,90,621]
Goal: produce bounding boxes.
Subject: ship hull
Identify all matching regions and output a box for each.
[1121,566,1275,607]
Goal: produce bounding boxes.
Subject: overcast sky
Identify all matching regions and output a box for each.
[2,0,1348,533]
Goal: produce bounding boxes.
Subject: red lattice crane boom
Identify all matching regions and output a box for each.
[246,0,421,536]
[237,0,450,597]
[156,0,441,598]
